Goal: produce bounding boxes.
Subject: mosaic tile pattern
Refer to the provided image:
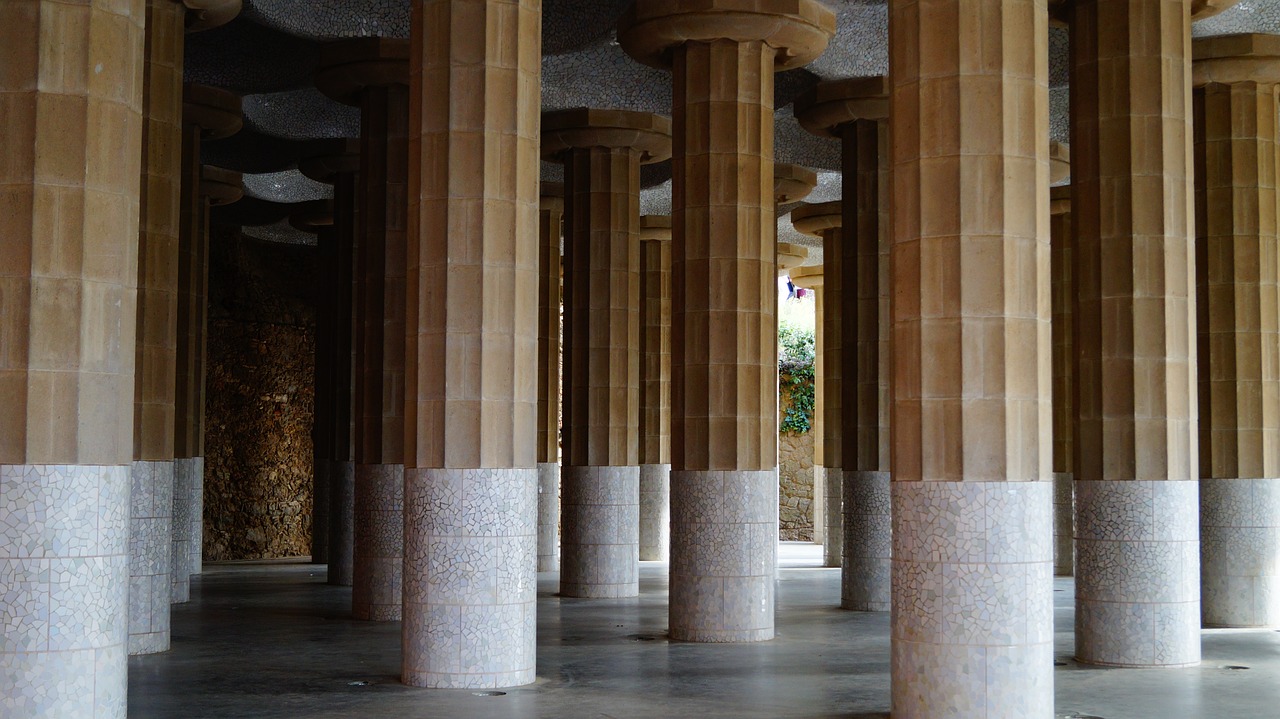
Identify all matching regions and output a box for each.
[537,463,560,572]
[0,464,130,719]
[184,18,319,95]
[806,3,888,80]
[243,88,361,141]
[1075,480,1200,666]
[171,459,194,603]
[353,464,404,622]
[842,470,890,612]
[242,170,334,204]
[891,480,1054,718]
[825,467,843,568]
[1201,477,1280,627]
[561,466,641,598]
[244,0,410,39]
[1054,472,1074,576]
[639,464,670,561]
[1193,0,1280,37]
[129,461,172,655]
[403,467,537,689]
[328,461,355,586]
[243,218,320,247]
[670,470,778,643]
[190,457,204,576]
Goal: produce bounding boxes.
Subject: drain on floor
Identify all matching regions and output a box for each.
[1054,660,1069,666]
[472,691,507,697]
[347,681,371,687]
[1057,713,1106,719]
[629,634,660,642]
[1223,665,1250,671]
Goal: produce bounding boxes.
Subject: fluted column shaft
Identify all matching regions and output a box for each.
[1070,0,1201,667]
[326,168,359,587]
[639,217,673,562]
[1050,188,1074,577]
[537,192,563,572]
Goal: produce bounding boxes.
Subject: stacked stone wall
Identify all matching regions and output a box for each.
[779,377,815,541]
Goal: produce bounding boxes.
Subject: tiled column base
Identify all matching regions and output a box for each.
[537,462,559,572]
[813,465,825,544]
[129,460,173,655]
[892,481,1053,718]
[670,469,777,643]
[353,464,404,621]
[824,465,842,567]
[328,461,355,587]
[312,457,330,564]
[171,458,195,603]
[1054,472,1074,576]
[639,463,670,561]
[561,465,640,598]
[1075,479,1200,666]
[403,467,537,689]
[1201,477,1280,627]
[842,470,889,612]
[0,464,130,719]
[190,457,203,576]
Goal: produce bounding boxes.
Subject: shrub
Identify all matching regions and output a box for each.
[778,322,815,435]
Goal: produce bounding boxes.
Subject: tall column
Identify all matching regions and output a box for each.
[544,108,671,597]
[1193,34,1280,628]
[795,76,892,611]
[175,84,242,601]
[537,183,564,572]
[639,215,673,561]
[890,1,1053,715]
[318,38,408,622]
[792,265,827,550]
[1070,0,1201,667]
[404,0,541,688]
[1049,184,1074,577]
[0,1,146,715]
[621,1,834,640]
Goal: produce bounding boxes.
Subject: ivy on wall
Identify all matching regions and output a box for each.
[779,322,816,435]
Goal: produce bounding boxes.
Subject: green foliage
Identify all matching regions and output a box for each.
[778,323,816,435]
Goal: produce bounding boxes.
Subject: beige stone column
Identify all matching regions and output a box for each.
[1050,184,1074,577]
[543,108,671,597]
[318,38,408,623]
[0,1,146,714]
[1070,0,1201,667]
[789,265,826,555]
[639,215,673,561]
[404,0,541,688]
[537,183,564,572]
[890,1,1052,715]
[620,0,834,642]
[1193,33,1280,628]
[795,76,892,611]
[776,243,809,276]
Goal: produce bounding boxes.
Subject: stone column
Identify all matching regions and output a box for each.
[790,264,826,550]
[537,183,564,572]
[795,76,892,611]
[620,0,834,642]
[1050,184,1074,577]
[0,1,146,714]
[890,1,1053,715]
[639,215,673,562]
[403,0,541,688]
[776,243,809,276]
[1193,33,1280,628]
[1070,0,1201,667]
[318,38,409,622]
[544,108,672,597]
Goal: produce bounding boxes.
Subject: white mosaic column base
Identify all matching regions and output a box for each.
[1201,477,1280,627]
[1075,479,1200,667]
[170,458,194,603]
[842,470,890,612]
[403,467,537,689]
[537,462,560,572]
[129,460,173,655]
[670,469,777,643]
[328,460,355,587]
[560,465,640,598]
[824,464,842,567]
[891,481,1054,719]
[353,463,404,622]
[639,463,670,561]
[189,456,203,576]
[1053,472,1074,576]
[0,464,130,719]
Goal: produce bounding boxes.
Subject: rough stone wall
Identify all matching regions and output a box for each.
[779,378,815,541]
[204,228,317,561]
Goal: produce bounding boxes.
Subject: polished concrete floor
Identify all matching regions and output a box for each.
[128,543,1280,718]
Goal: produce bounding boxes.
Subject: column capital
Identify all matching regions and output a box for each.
[200,165,243,205]
[640,215,673,241]
[316,38,410,106]
[298,139,362,184]
[1193,0,1240,20]
[793,76,888,139]
[774,162,817,204]
[791,200,842,237]
[618,0,835,71]
[1193,33,1280,87]
[1050,184,1071,216]
[183,83,242,139]
[777,242,809,274]
[1050,141,1070,185]
[542,108,673,164]
[184,0,241,32]
[289,199,335,233]
[540,181,565,212]
[790,263,824,290]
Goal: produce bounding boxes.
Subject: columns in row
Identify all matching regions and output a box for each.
[639,216,673,562]
[1050,184,1074,577]
[537,184,563,573]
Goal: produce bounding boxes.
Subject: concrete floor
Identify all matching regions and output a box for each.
[128,543,1280,718]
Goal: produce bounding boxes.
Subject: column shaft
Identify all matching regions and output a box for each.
[1050,190,1075,577]
[639,219,672,562]
[822,233,843,569]
[537,194,562,572]
[328,171,358,587]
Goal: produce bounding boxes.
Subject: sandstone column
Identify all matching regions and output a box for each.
[318,38,408,622]
[1193,33,1280,628]
[1070,0,1201,667]
[544,108,672,597]
[537,183,564,572]
[620,1,834,640]
[403,0,541,688]
[795,77,892,611]
[1050,184,1074,577]
[790,264,826,548]
[0,1,146,714]
[890,1,1053,715]
[776,243,809,277]
[639,215,673,562]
